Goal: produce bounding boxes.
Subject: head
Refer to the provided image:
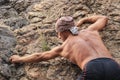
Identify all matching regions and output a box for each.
[55,16,78,41]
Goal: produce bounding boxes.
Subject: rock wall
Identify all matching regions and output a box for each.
[0,0,120,80]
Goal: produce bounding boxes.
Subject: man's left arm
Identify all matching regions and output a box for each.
[10,46,63,63]
[76,15,108,31]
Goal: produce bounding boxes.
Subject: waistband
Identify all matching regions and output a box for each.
[89,57,115,62]
[83,57,116,69]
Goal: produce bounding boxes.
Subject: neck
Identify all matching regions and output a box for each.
[61,31,73,41]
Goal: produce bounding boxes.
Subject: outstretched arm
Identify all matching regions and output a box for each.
[10,46,63,63]
[76,15,108,31]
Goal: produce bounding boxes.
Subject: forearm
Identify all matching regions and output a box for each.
[20,53,44,63]
[10,47,61,63]
[76,17,88,27]
[84,15,108,23]
[76,15,107,27]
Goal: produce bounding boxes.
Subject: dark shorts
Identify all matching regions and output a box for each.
[77,58,120,80]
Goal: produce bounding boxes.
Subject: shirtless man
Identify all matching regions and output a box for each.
[10,15,120,80]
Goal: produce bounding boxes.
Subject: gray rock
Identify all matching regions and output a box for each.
[0,8,18,19]
[4,17,29,30]
[0,64,11,78]
[0,25,16,49]
[10,0,41,13]
[0,0,9,5]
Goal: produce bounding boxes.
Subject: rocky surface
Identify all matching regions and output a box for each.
[0,0,120,80]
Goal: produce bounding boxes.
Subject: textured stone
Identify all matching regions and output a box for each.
[4,17,29,30]
[0,25,16,49]
[0,7,19,21]
[115,31,120,40]
[73,11,87,19]
[0,0,9,5]
[30,17,42,23]
[0,0,120,80]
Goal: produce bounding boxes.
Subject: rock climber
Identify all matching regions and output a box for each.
[10,15,120,80]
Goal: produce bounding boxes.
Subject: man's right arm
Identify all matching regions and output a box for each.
[10,46,63,63]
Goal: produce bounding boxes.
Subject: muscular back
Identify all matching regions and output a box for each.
[60,30,112,70]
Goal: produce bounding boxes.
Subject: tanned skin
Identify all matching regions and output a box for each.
[10,15,113,70]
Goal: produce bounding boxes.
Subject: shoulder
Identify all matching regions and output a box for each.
[51,46,63,52]
[78,29,100,36]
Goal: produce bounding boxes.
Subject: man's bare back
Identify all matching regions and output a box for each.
[60,30,112,69]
